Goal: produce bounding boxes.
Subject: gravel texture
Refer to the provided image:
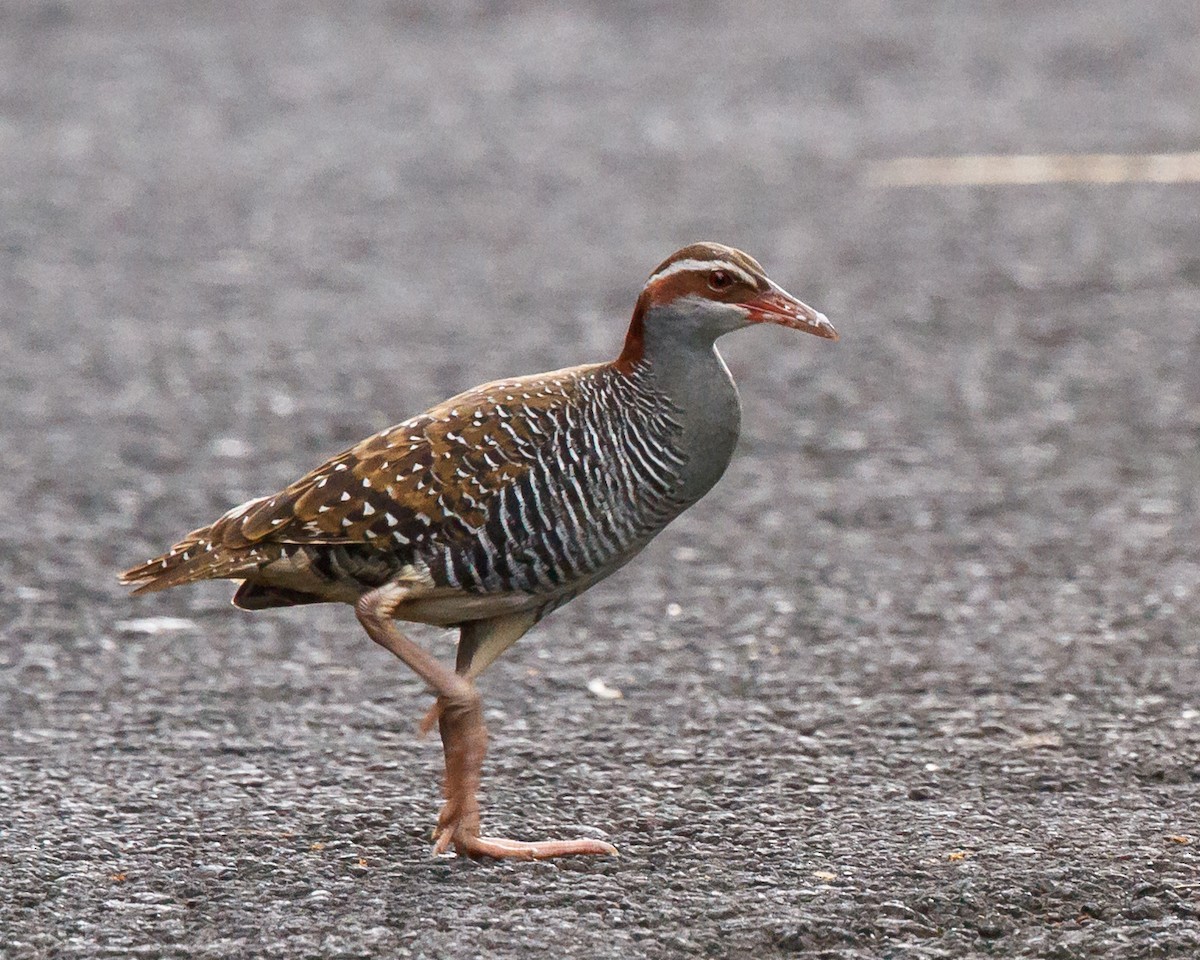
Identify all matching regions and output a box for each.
[2,1,1199,957]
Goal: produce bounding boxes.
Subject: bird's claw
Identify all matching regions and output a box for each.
[432,824,617,860]
[432,798,615,860]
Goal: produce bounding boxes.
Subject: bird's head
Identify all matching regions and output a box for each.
[617,242,836,370]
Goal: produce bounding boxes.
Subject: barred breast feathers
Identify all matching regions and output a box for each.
[432,361,689,596]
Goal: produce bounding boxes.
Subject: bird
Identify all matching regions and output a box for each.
[119,242,838,860]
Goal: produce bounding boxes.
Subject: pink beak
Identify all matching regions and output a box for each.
[744,283,838,341]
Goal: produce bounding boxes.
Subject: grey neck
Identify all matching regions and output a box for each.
[637,324,743,504]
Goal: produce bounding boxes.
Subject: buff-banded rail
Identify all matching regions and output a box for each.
[121,242,838,860]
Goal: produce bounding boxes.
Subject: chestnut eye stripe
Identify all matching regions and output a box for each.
[646,258,758,288]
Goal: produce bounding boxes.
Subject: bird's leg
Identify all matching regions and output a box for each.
[431,693,617,859]
[355,589,617,860]
[418,610,539,736]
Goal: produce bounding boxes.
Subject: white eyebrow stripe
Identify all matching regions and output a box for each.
[646,258,758,288]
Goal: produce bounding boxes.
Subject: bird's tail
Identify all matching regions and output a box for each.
[118,524,256,594]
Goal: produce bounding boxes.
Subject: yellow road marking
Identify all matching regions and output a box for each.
[868,151,1200,187]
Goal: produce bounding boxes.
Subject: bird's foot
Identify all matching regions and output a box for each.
[432,814,617,860]
[429,688,616,860]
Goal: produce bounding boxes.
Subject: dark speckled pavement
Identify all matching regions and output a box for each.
[2,2,1199,957]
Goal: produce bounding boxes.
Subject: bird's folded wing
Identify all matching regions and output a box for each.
[213,377,575,551]
[119,370,589,592]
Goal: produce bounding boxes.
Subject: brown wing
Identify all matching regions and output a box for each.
[119,368,587,593]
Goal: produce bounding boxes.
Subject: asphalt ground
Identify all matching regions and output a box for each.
[2,2,1199,957]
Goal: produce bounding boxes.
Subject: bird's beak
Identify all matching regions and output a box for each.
[743,283,838,341]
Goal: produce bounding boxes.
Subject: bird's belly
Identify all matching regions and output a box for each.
[398,589,543,627]
[246,544,551,625]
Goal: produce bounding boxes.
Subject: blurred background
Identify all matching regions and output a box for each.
[2,2,1199,957]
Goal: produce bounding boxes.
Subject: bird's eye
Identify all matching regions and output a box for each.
[708,270,733,291]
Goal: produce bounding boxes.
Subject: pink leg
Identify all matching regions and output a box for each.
[356,587,617,860]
